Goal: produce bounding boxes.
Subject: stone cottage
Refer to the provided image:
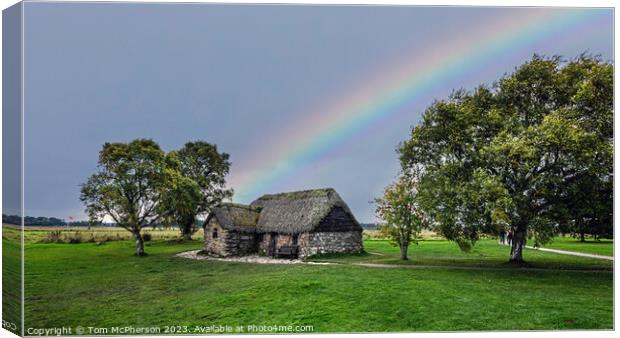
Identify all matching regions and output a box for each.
[203,188,363,259]
[202,203,261,257]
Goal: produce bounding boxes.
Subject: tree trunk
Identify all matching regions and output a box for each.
[579,232,585,242]
[509,229,526,263]
[399,244,409,260]
[181,221,194,241]
[134,231,145,256]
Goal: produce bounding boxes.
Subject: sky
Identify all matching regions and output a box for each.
[18,3,613,222]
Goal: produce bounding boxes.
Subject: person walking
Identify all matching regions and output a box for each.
[507,230,513,246]
[499,229,506,245]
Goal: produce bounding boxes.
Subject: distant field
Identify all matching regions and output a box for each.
[362,229,442,241]
[4,224,203,244]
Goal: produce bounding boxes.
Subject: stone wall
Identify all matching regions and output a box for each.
[204,221,228,256]
[230,232,258,256]
[298,231,363,258]
[205,222,363,259]
[204,220,257,257]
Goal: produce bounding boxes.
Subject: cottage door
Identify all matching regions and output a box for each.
[269,233,278,257]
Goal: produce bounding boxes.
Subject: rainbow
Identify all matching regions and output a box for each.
[230,8,605,201]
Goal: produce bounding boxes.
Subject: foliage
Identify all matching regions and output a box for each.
[160,174,203,238]
[66,232,83,244]
[39,230,86,244]
[80,139,179,255]
[165,141,233,239]
[399,55,613,262]
[2,214,66,226]
[375,174,426,260]
[43,230,63,243]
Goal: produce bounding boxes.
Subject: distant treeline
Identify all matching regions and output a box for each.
[2,214,203,228]
[360,223,378,230]
[4,213,377,230]
[2,214,99,227]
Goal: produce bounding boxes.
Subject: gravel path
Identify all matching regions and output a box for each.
[498,242,613,261]
[176,250,304,264]
[524,246,613,261]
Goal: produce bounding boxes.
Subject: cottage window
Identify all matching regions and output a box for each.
[212,228,218,239]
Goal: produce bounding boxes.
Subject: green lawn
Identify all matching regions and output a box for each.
[310,239,613,271]
[21,237,613,333]
[537,236,613,257]
[2,228,22,336]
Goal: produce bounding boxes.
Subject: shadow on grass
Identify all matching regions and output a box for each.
[306,250,372,260]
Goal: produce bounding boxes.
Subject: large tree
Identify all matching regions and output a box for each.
[80,139,178,256]
[375,174,426,260]
[399,55,612,262]
[167,141,232,240]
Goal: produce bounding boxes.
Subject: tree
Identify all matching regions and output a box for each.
[375,174,426,260]
[167,141,232,240]
[558,171,613,241]
[80,139,177,256]
[399,55,612,263]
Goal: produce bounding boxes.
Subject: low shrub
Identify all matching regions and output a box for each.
[142,233,152,242]
[65,232,83,244]
[41,230,63,243]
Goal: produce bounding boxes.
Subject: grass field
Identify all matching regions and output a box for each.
[310,239,613,271]
[536,236,613,257]
[2,228,22,335]
[9,226,612,333]
[364,230,614,257]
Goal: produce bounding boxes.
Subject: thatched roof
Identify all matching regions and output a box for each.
[207,203,260,232]
[250,188,361,234]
